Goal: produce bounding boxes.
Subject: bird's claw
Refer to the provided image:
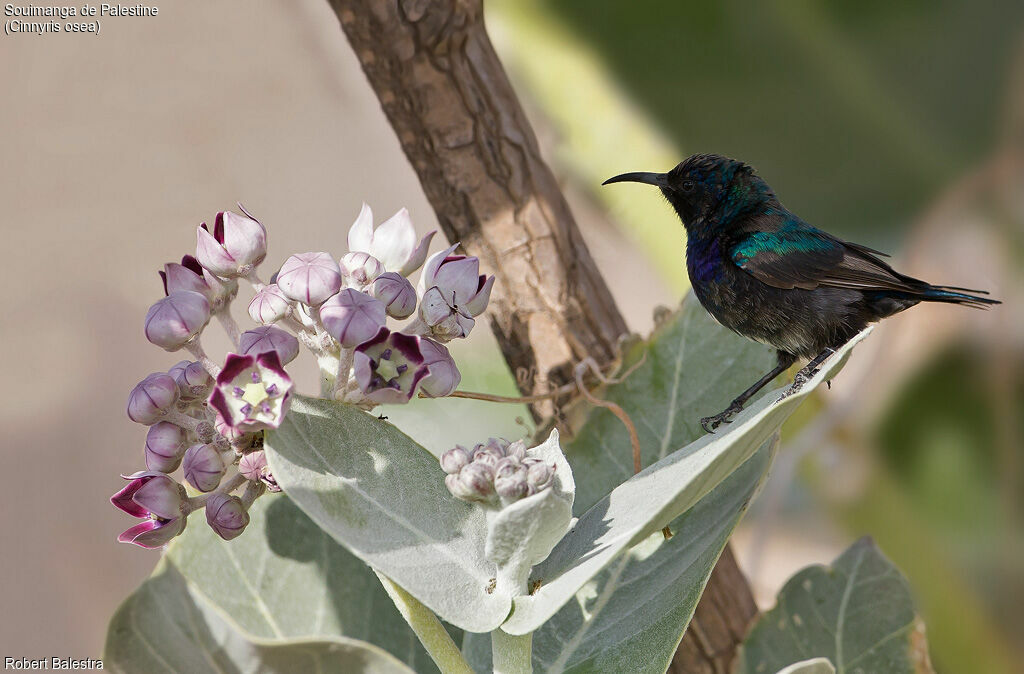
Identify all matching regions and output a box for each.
[699,402,744,434]
[780,366,820,399]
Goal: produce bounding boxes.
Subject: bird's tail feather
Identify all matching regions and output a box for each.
[918,286,1000,308]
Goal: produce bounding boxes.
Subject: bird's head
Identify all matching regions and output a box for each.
[603,154,775,232]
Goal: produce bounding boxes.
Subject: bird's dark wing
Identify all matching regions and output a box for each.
[729,218,921,292]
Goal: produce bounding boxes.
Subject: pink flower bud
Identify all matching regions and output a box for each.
[195,210,267,278]
[160,255,237,312]
[127,373,180,425]
[144,421,187,472]
[446,462,495,503]
[370,272,417,319]
[238,450,268,482]
[525,460,555,493]
[205,493,250,541]
[239,326,300,365]
[418,286,476,342]
[111,471,188,548]
[182,443,225,492]
[248,283,291,324]
[418,244,494,318]
[440,446,471,474]
[320,289,386,348]
[277,252,342,306]
[341,251,385,287]
[347,203,437,276]
[144,290,210,351]
[419,338,461,397]
[168,360,212,400]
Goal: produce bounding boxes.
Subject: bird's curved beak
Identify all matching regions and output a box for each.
[602,171,669,188]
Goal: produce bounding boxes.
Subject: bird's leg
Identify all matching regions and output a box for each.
[781,346,837,399]
[700,351,797,433]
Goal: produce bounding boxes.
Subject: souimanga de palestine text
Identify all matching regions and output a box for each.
[4,4,158,18]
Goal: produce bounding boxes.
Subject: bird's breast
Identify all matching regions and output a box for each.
[686,237,726,284]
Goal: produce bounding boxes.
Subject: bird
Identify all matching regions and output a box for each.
[603,154,999,433]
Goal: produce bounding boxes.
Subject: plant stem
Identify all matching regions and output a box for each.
[373,571,473,674]
[215,308,242,349]
[491,629,532,674]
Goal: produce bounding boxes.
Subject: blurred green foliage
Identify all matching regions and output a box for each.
[545,0,1023,246]
[876,345,1024,660]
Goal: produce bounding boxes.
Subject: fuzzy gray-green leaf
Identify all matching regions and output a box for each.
[264,396,510,632]
[734,537,933,674]
[104,558,415,674]
[166,493,442,672]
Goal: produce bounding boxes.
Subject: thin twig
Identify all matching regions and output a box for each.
[432,383,577,404]
[575,358,642,474]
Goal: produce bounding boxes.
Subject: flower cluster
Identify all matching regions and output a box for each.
[441,438,556,508]
[114,203,494,548]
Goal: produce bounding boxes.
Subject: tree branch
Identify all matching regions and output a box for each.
[329,0,757,668]
[330,0,626,419]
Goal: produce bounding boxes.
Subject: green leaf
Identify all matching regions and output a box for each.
[264,397,511,632]
[473,300,859,672]
[164,493,442,673]
[503,309,867,637]
[570,297,778,513]
[104,558,415,674]
[734,537,933,674]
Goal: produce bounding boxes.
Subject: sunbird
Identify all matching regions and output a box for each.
[604,154,999,433]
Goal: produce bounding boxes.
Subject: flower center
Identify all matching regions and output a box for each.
[376,358,399,382]
[241,381,269,407]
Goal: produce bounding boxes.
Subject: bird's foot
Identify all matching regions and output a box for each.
[780,369,815,400]
[780,347,837,400]
[700,401,745,434]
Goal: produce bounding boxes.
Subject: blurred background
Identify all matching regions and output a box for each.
[1,1,1021,672]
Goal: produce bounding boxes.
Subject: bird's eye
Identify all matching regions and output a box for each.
[681,180,695,192]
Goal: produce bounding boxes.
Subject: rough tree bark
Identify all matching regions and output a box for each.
[329,0,758,670]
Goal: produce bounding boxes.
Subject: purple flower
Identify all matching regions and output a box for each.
[239,326,300,365]
[415,244,494,342]
[144,290,210,351]
[160,255,237,312]
[181,443,225,492]
[419,338,461,397]
[168,360,212,400]
[320,289,386,348]
[370,272,417,319]
[195,210,267,278]
[205,493,250,541]
[277,252,342,306]
[248,283,292,324]
[353,328,429,404]
[209,351,293,432]
[127,373,180,425]
[340,251,385,287]
[111,471,187,548]
[347,203,436,276]
[144,421,187,472]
